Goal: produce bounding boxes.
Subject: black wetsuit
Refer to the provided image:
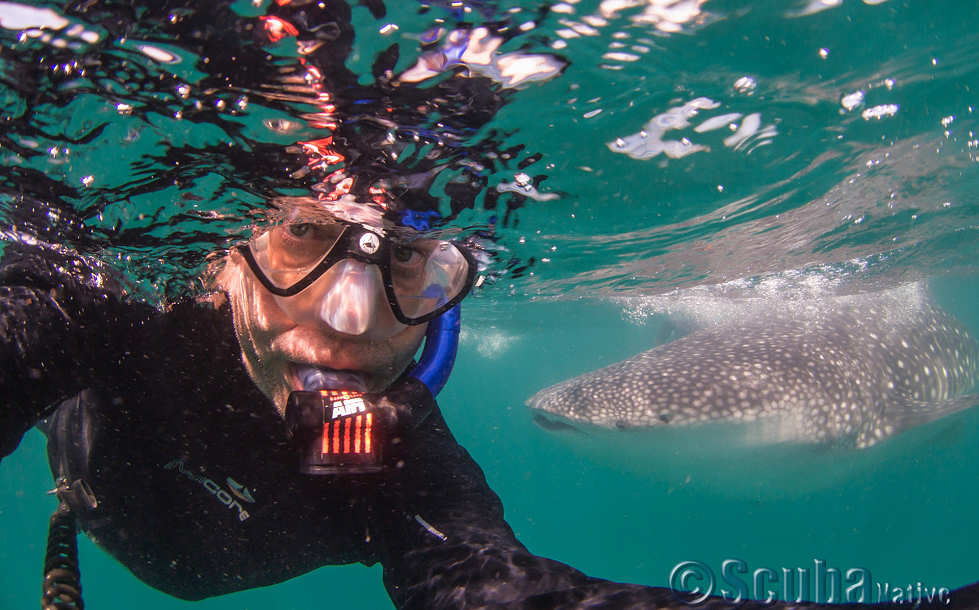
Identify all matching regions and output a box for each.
[2,243,978,609]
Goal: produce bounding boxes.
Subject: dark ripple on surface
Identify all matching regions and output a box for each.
[0,0,566,300]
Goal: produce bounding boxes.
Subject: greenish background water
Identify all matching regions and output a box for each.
[3,0,979,607]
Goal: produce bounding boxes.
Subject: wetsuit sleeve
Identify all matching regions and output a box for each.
[0,244,148,459]
[375,404,720,609]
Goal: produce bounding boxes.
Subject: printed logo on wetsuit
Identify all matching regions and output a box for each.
[226,477,256,504]
[163,459,254,522]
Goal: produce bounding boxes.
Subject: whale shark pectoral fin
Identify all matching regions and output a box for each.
[866,393,979,447]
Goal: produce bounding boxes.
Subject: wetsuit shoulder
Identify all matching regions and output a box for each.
[0,242,235,459]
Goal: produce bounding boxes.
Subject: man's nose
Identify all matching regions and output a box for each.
[318,259,389,336]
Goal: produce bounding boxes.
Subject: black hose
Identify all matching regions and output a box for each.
[41,502,84,610]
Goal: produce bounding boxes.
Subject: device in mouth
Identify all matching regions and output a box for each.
[286,366,382,474]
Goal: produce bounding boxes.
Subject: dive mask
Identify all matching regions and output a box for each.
[236,219,475,328]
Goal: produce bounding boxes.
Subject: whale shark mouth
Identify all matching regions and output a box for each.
[531,411,581,433]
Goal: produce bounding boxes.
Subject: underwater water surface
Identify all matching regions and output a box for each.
[2,0,979,608]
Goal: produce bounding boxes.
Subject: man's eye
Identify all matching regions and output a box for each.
[393,245,420,264]
[288,223,313,237]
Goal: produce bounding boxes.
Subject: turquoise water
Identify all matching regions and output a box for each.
[3,0,979,608]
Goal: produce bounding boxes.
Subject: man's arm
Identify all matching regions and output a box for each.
[373,406,734,609]
[0,243,147,459]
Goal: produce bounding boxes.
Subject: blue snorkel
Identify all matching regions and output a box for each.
[408,303,461,396]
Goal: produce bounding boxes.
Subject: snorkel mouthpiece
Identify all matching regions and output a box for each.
[285,367,380,474]
[297,367,367,393]
[284,304,463,475]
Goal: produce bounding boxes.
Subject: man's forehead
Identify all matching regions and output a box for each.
[257,195,442,243]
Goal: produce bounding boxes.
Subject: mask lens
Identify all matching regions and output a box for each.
[390,240,470,319]
[250,222,346,289]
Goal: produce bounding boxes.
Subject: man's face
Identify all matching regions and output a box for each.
[221,249,428,414]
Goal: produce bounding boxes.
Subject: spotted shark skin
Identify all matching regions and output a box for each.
[527,294,979,448]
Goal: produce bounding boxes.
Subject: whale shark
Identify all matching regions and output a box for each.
[526,287,979,449]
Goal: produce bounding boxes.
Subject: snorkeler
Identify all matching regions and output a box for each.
[3,1,979,609]
[0,200,732,608]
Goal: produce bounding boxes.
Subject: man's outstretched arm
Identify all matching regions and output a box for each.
[374,406,750,609]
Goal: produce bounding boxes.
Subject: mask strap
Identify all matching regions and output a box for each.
[409,304,461,396]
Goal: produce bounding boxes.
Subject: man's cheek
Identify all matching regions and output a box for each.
[249,289,293,337]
